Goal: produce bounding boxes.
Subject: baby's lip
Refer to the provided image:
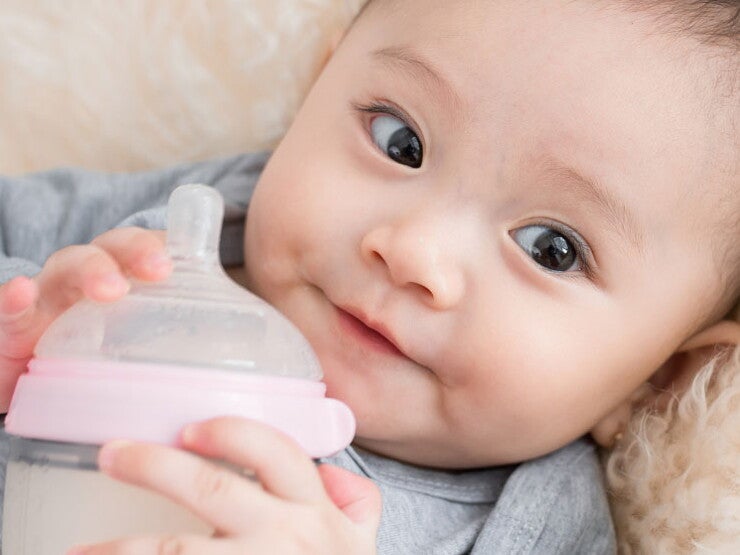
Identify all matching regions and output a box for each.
[337,304,410,359]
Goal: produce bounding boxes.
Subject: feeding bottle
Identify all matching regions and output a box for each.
[1,184,354,554]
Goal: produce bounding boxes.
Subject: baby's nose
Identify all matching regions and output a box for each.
[360,210,469,310]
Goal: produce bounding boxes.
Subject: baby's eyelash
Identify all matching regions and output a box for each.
[354,101,403,119]
[352,100,423,140]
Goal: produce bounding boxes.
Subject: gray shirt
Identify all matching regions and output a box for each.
[0,154,616,554]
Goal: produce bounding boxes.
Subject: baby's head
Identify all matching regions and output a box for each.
[243,0,740,468]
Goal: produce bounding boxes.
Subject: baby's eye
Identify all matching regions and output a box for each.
[511,225,583,273]
[370,114,423,169]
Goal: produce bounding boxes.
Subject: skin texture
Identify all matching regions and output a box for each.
[0,1,737,553]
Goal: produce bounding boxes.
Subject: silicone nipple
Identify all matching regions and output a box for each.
[167,184,224,270]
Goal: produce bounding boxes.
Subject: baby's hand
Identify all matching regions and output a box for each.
[0,227,171,411]
[68,417,382,555]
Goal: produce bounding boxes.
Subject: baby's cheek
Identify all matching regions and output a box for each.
[461,357,594,453]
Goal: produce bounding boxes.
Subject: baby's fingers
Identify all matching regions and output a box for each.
[37,227,170,312]
[67,535,239,555]
[36,244,131,311]
[0,276,45,354]
[97,440,276,536]
[318,464,382,528]
[180,417,328,504]
[0,276,39,334]
[0,276,44,410]
[91,228,170,282]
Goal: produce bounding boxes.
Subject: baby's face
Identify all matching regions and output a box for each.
[244,0,733,467]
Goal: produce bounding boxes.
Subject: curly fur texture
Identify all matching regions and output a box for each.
[1,1,738,552]
[605,341,740,554]
[0,0,361,174]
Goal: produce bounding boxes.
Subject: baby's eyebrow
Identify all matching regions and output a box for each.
[551,162,645,256]
[372,45,464,113]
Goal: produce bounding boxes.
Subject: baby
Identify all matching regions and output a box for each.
[1,0,739,553]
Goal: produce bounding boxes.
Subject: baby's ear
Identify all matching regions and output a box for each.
[590,319,740,448]
[653,319,740,397]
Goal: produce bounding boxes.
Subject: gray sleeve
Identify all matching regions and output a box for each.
[0,152,268,284]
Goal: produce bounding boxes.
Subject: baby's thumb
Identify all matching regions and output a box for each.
[318,464,382,530]
[0,277,44,412]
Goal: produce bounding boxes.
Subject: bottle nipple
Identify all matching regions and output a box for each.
[166,184,224,271]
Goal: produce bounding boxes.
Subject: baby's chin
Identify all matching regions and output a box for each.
[352,420,594,469]
[349,432,497,470]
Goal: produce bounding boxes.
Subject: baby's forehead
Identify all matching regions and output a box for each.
[358,0,739,85]
[354,9,737,194]
[355,1,736,210]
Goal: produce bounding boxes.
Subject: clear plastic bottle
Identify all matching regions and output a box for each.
[2,185,354,554]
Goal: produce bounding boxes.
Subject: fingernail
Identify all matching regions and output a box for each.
[140,252,172,274]
[95,273,130,298]
[98,439,132,470]
[1,277,34,315]
[180,423,198,445]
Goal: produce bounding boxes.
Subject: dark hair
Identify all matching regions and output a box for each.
[641,1,740,46]
[357,1,739,44]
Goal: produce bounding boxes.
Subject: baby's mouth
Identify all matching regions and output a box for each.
[336,306,407,358]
